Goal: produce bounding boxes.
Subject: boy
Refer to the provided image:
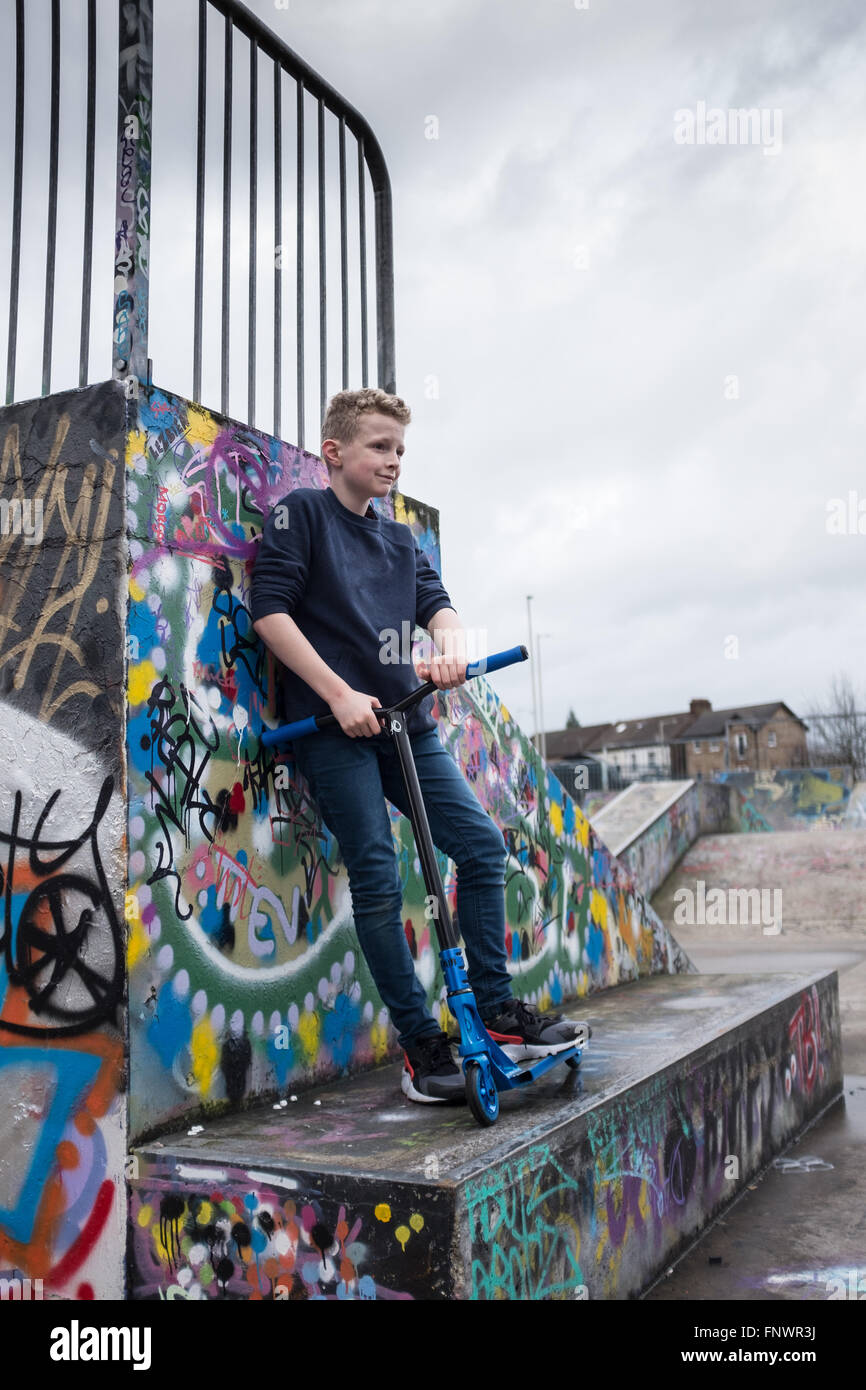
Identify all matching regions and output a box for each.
[251,388,588,1103]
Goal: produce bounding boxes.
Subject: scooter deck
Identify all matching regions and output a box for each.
[482,1042,584,1090]
[443,952,589,1098]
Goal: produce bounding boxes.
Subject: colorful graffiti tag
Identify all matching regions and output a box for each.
[466,1144,587,1300]
[718,768,854,832]
[129,1159,451,1300]
[462,978,838,1300]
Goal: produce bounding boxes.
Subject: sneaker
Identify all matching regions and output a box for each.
[401,1030,466,1104]
[483,999,592,1062]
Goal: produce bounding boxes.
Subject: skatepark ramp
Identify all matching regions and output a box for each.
[589,779,731,899]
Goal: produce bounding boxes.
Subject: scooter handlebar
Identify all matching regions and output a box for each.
[466,644,528,678]
[260,643,528,746]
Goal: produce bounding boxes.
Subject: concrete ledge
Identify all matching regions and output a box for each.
[591,780,695,858]
[128,970,842,1300]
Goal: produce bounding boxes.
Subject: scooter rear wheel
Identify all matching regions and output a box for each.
[465,1060,499,1127]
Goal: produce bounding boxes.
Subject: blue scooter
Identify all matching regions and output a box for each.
[261,644,587,1127]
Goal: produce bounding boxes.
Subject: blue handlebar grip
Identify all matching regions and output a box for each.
[261,645,528,746]
[466,644,529,678]
[260,715,321,747]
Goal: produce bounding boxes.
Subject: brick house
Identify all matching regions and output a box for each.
[545,699,810,785]
[669,699,809,778]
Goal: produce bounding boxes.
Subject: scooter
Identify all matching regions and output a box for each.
[261,644,588,1127]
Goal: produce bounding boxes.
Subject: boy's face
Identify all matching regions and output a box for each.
[324,411,405,501]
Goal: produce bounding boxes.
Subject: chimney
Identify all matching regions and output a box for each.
[690,698,712,716]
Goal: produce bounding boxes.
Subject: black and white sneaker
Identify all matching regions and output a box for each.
[401,1031,466,1104]
[483,999,592,1062]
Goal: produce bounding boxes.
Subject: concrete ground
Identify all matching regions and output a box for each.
[645,829,866,1300]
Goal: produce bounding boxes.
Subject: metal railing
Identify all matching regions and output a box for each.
[1,0,395,446]
[4,0,101,403]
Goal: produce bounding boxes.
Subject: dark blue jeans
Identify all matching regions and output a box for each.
[291,725,512,1048]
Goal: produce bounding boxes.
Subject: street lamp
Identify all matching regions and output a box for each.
[536,632,552,763]
[526,595,540,752]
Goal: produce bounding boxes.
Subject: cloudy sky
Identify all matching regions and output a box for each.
[3,0,865,739]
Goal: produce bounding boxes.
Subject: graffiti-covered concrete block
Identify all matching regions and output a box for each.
[127,971,842,1301]
[0,382,128,1299]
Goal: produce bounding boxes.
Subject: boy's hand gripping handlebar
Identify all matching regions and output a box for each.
[260,644,529,746]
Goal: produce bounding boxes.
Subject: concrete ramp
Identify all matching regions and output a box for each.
[128,969,841,1301]
[844,782,866,827]
[589,781,694,857]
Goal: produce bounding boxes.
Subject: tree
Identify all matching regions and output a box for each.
[565,708,581,728]
[804,673,866,781]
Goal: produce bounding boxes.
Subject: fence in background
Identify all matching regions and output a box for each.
[1,0,395,446]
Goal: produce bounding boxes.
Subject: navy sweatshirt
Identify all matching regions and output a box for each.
[250,485,453,737]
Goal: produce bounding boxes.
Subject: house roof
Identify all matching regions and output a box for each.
[586,712,696,751]
[671,701,806,741]
[545,701,806,756]
[545,713,695,756]
[544,724,613,759]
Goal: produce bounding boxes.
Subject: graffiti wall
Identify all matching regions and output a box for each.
[0,383,127,1299]
[126,386,692,1140]
[458,977,840,1301]
[129,1158,453,1300]
[127,972,839,1300]
[717,768,854,832]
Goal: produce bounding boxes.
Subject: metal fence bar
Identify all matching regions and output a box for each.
[220,12,233,414]
[317,97,326,428]
[42,0,61,396]
[208,0,395,404]
[372,153,395,393]
[338,116,348,390]
[193,0,207,404]
[358,136,368,388]
[296,79,305,447]
[273,63,282,440]
[78,0,97,387]
[112,0,153,390]
[248,39,257,427]
[2,0,394,426]
[5,0,25,405]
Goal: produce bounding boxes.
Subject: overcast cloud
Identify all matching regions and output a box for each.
[3,0,864,738]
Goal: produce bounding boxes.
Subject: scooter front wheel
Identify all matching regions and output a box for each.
[465,1060,499,1127]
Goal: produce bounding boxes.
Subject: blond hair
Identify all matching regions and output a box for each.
[321,388,411,470]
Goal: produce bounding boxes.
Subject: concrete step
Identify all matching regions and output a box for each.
[128,970,842,1301]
